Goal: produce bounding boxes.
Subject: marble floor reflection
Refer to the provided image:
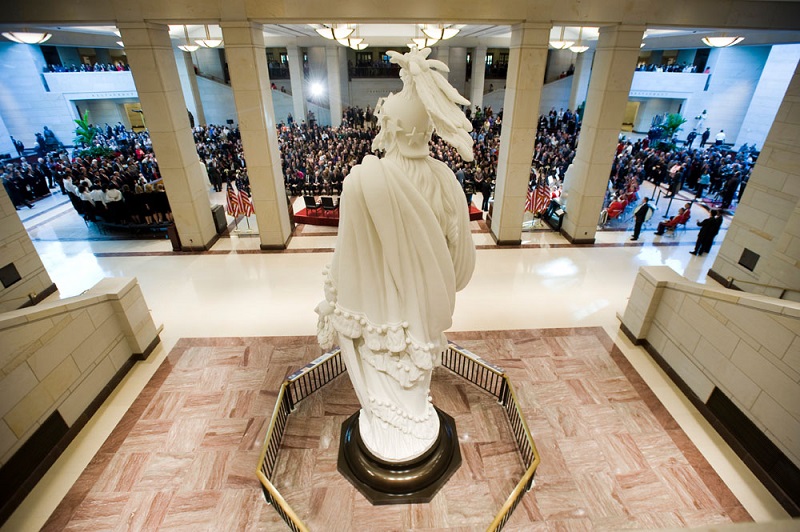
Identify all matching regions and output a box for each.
[41,330,749,531]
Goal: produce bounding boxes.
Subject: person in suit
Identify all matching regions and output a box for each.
[631,197,653,241]
[700,128,711,148]
[691,209,723,255]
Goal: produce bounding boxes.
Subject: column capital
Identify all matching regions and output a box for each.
[117,22,172,49]
[596,25,646,51]
[509,23,551,49]
[219,20,263,31]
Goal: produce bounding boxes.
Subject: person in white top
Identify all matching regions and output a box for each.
[715,129,726,145]
[105,183,123,203]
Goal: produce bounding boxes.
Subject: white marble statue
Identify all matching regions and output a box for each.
[316,47,476,462]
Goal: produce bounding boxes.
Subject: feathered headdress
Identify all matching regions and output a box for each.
[373,47,473,161]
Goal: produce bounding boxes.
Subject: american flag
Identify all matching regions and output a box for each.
[226,185,243,217]
[525,183,551,214]
[239,187,255,217]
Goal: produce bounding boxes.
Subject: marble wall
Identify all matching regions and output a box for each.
[711,60,800,302]
[0,43,77,152]
[737,44,800,151]
[0,276,159,466]
[0,187,53,313]
[621,266,800,469]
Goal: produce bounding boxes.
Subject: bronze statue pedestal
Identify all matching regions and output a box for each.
[337,407,461,505]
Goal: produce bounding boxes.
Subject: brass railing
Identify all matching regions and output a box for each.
[443,345,541,531]
[256,350,345,531]
[256,343,540,531]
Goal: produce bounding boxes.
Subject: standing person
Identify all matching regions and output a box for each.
[481,176,493,212]
[696,166,710,198]
[715,129,726,146]
[10,136,24,157]
[630,196,653,241]
[691,209,723,255]
[686,130,697,149]
[700,128,711,148]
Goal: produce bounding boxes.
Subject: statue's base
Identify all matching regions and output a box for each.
[337,407,461,505]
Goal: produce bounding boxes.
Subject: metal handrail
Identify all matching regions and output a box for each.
[444,345,541,531]
[256,343,540,531]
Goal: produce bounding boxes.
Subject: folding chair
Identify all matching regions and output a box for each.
[303,195,322,214]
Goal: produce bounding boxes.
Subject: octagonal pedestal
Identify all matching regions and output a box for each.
[337,407,461,505]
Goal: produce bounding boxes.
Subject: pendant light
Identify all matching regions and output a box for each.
[178,25,200,52]
[549,26,574,50]
[195,25,223,48]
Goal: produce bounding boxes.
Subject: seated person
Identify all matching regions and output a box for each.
[606,196,627,219]
[654,207,686,235]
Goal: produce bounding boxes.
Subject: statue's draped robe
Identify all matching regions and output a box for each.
[317,153,475,461]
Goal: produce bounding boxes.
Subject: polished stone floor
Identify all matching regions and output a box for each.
[40,329,749,530]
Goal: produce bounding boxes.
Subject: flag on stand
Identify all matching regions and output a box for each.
[239,187,255,217]
[524,188,535,212]
[226,185,242,217]
[532,183,551,214]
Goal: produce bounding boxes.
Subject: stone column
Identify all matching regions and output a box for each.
[447,47,467,97]
[568,49,594,112]
[56,46,81,68]
[286,44,307,123]
[710,59,800,298]
[326,46,343,127]
[183,50,206,125]
[221,21,292,250]
[338,45,350,108]
[560,25,645,244]
[490,23,550,245]
[432,45,449,74]
[470,45,487,110]
[118,22,217,251]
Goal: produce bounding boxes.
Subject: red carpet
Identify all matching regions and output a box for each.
[294,203,484,227]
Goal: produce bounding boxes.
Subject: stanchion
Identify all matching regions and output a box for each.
[663,192,675,218]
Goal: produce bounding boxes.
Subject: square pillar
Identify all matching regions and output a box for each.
[287,44,307,123]
[326,46,343,127]
[568,49,594,112]
[490,23,550,245]
[118,22,217,251]
[560,25,645,244]
[470,45,487,111]
[221,21,292,250]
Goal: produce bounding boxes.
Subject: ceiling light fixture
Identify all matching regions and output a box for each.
[420,24,459,41]
[549,26,574,50]
[702,35,744,48]
[569,27,589,53]
[337,37,362,47]
[195,25,223,48]
[412,37,439,48]
[2,31,53,44]
[315,24,354,40]
[178,25,199,52]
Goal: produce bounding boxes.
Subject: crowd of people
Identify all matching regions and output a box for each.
[2,126,170,227]
[4,95,752,253]
[45,62,130,73]
[635,62,704,73]
[604,134,754,224]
